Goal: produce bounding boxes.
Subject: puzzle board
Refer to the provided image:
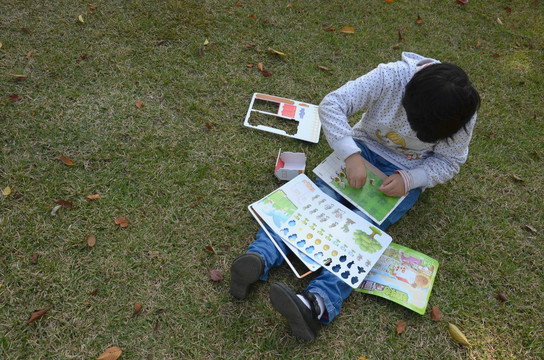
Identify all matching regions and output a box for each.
[250,174,392,288]
[244,93,321,143]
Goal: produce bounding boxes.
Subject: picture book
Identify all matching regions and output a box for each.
[356,242,439,314]
[249,174,392,288]
[313,152,405,225]
[244,93,321,143]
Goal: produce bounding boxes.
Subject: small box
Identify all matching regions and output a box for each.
[274,149,306,181]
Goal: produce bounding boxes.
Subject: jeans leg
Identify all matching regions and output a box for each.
[247,226,291,281]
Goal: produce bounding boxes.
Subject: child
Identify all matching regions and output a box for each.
[230,52,480,342]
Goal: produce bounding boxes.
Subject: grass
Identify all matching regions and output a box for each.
[1,0,543,359]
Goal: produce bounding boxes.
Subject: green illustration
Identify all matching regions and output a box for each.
[330,169,400,222]
[353,227,383,253]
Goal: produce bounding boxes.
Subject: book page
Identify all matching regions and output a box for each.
[313,152,405,225]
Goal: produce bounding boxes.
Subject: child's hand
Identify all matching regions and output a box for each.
[378,173,406,197]
[345,153,367,188]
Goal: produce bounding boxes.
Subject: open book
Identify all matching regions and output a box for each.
[313,152,405,225]
[356,243,438,314]
[249,174,392,288]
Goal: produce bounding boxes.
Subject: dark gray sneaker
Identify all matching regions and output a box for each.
[269,282,320,342]
[230,252,264,300]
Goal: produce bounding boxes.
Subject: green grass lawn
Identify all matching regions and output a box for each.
[1,1,543,359]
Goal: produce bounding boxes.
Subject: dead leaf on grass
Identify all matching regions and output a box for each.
[205,245,215,253]
[416,15,423,24]
[26,51,33,59]
[497,293,508,302]
[8,94,20,102]
[134,302,142,315]
[114,216,129,228]
[261,70,272,77]
[57,155,74,166]
[12,74,27,79]
[339,26,355,34]
[78,15,85,23]
[2,187,11,197]
[89,4,97,10]
[30,252,39,264]
[205,122,213,130]
[268,47,286,56]
[21,28,31,34]
[512,175,524,182]
[209,269,224,282]
[87,234,96,247]
[135,99,143,109]
[317,65,331,71]
[27,306,52,323]
[396,320,407,334]
[431,305,442,321]
[56,200,73,208]
[97,346,122,360]
[524,224,537,233]
[86,194,101,200]
[257,62,264,72]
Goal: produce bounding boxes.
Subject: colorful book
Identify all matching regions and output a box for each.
[313,152,405,225]
[356,243,439,314]
[249,174,392,288]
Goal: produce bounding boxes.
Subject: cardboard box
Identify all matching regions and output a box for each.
[274,149,306,181]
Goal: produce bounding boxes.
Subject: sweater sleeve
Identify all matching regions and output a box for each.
[318,66,386,161]
[407,113,477,190]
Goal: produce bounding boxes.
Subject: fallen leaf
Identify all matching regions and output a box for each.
[30,252,39,264]
[97,346,122,360]
[246,63,254,68]
[198,46,203,56]
[493,53,500,58]
[515,41,521,47]
[78,15,85,23]
[203,38,209,46]
[87,234,96,247]
[486,132,495,139]
[257,62,264,72]
[57,155,74,166]
[26,51,33,59]
[90,289,98,295]
[12,74,27,79]
[28,306,52,323]
[0,42,2,48]
[512,175,523,182]
[249,14,256,19]
[89,4,97,10]
[286,3,293,8]
[456,0,468,4]
[8,94,20,102]
[339,26,355,34]
[114,216,129,228]
[524,224,537,233]
[398,30,403,42]
[476,40,483,48]
[86,194,101,200]
[416,15,423,24]
[56,200,73,208]
[80,53,88,60]
[135,99,143,108]
[497,293,508,302]
[431,305,442,321]
[50,204,62,216]
[209,269,224,282]
[205,245,215,253]
[448,323,470,345]
[262,70,272,77]
[268,47,286,56]
[392,44,400,50]
[134,302,142,315]
[317,65,331,71]
[504,6,512,13]
[21,28,31,34]
[396,320,407,334]
[497,17,503,25]
[235,2,242,6]
[2,187,11,197]
[325,26,335,31]
[205,121,213,130]
[385,0,394,3]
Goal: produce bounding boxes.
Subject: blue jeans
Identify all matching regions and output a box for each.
[248,141,422,324]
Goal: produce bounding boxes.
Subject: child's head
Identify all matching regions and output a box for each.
[402,63,481,143]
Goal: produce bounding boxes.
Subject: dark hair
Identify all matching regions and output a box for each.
[402,63,481,143]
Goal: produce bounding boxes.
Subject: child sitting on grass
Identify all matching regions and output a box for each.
[230,52,480,342]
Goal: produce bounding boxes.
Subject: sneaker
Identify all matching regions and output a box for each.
[269,282,320,342]
[230,252,264,300]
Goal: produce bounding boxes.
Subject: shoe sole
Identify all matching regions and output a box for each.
[269,283,317,342]
[230,253,263,300]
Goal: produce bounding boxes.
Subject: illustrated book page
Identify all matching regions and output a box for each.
[250,174,392,288]
[313,152,405,225]
[355,242,439,314]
